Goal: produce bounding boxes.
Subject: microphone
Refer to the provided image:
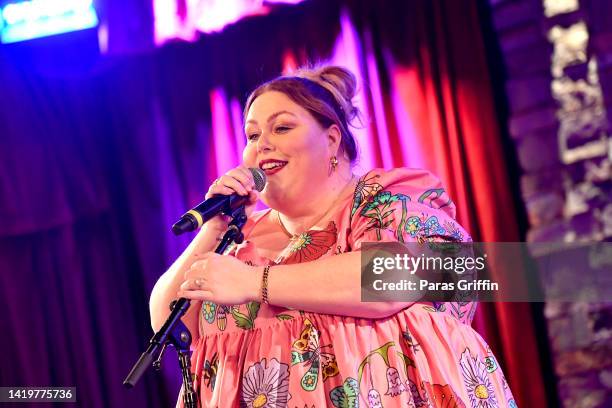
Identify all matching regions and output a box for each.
[171,168,266,236]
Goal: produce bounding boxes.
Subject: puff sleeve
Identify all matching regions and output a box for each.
[346,168,478,324]
[348,168,471,249]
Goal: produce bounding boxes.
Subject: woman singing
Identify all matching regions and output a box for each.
[150,65,517,407]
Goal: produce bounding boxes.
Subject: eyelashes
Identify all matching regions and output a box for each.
[245,125,294,142]
[275,126,291,133]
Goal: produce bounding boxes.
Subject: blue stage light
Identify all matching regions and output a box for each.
[0,0,98,44]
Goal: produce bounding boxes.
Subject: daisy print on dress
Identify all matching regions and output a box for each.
[291,318,339,391]
[240,358,290,408]
[329,377,359,408]
[352,172,384,217]
[280,221,337,265]
[459,348,499,408]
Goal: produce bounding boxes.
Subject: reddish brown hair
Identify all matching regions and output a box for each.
[244,66,360,163]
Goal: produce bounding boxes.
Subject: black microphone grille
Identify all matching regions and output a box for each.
[249,168,267,192]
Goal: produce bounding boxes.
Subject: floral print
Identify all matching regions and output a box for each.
[484,355,498,374]
[422,302,446,313]
[241,358,290,408]
[417,188,453,210]
[402,330,421,354]
[200,302,239,331]
[352,173,384,216]
[280,221,337,264]
[360,191,411,241]
[367,388,383,408]
[460,349,498,408]
[215,304,231,331]
[384,366,407,397]
[329,377,359,408]
[422,382,467,408]
[499,368,517,408]
[186,168,517,408]
[202,302,217,324]
[407,380,429,407]
[444,220,465,241]
[405,214,446,239]
[231,301,260,330]
[357,341,417,405]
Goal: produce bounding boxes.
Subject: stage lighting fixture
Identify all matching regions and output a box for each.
[0,0,98,44]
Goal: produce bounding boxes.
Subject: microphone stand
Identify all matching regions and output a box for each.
[123,206,248,408]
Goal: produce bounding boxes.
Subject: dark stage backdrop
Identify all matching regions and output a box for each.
[0,1,548,406]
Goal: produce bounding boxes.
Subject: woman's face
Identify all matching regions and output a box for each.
[243,91,337,208]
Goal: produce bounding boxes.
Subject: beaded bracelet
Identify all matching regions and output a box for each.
[261,265,271,304]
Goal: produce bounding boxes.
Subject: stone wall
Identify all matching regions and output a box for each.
[487,0,611,406]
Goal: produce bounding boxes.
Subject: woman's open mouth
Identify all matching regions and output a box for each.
[259,159,288,176]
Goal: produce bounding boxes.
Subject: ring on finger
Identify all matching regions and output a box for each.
[212,178,221,186]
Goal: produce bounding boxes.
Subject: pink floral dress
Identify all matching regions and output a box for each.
[178,168,517,408]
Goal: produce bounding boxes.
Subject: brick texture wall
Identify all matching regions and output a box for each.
[487,0,611,406]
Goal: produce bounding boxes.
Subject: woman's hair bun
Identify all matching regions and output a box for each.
[296,65,359,123]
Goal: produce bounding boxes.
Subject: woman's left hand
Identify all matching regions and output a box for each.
[177,252,261,304]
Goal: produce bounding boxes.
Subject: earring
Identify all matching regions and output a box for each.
[329,156,338,174]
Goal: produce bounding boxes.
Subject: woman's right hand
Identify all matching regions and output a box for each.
[151,166,260,334]
[204,165,260,232]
